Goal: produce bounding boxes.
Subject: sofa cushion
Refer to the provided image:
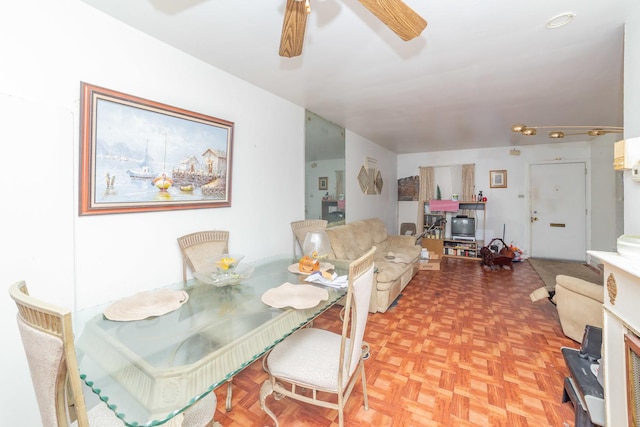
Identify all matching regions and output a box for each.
[375,259,410,285]
[325,217,420,313]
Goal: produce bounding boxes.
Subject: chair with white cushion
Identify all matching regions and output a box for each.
[177,230,229,283]
[9,281,219,427]
[260,246,376,427]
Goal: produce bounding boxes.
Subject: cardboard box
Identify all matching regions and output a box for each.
[418,254,442,271]
[421,238,444,256]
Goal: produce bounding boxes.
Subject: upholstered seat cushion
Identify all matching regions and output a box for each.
[267,328,351,392]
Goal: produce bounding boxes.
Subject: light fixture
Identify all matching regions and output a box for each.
[511,124,623,139]
[546,12,576,29]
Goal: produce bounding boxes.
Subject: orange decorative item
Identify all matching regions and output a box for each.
[298,255,320,273]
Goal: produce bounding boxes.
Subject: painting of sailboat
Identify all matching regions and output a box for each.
[79,82,234,215]
[127,141,155,179]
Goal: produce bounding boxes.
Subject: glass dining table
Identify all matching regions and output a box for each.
[74,256,348,427]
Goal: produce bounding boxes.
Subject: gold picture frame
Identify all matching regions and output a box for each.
[318,177,328,190]
[489,170,507,188]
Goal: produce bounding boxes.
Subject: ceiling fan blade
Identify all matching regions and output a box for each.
[357,0,427,41]
[280,0,309,58]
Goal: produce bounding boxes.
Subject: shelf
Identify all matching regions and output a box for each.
[420,200,487,260]
[425,200,486,210]
[443,239,481,259]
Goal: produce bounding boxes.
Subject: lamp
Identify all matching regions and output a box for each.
[511,124,623,139]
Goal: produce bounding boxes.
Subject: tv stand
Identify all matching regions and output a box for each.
[422,201,486,260]
[443,238,480,259]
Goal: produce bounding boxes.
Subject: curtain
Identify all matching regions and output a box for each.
[418,167,434,232]
[462,163,475,216]
[335,170,344,199]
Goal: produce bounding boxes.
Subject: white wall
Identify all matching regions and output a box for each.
[345,130,398,233]
[591,136,620,253]
[624,8,640,235]
[0,1,305,424]
[397,141,617,257]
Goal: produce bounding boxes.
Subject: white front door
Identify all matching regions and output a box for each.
[530,162,587,261]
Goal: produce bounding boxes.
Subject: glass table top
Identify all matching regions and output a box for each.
[74,256,347,426]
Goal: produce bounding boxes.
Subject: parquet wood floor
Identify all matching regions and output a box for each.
[210,258,581,426]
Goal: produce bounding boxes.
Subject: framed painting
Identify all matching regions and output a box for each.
[490,170,507,188]
[79,83,234,215]
[318,177,328,190]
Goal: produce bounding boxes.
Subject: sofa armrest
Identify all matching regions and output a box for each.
[556,275,604,303]
[386,235,418,247]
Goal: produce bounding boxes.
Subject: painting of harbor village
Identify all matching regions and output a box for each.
[80,83,234,215]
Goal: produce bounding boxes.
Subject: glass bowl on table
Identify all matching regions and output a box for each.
[214,254,245,274]
[193,254,253,286]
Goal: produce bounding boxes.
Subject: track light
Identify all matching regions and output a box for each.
[511,124,623,139]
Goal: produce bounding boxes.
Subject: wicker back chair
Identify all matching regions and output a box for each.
[260,246,376,427]
[177,230,229,282]
[290,220,328,257]
[9,281,218,427]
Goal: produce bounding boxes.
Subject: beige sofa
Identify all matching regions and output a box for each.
[325,218,421,313]
[555,274,604,342]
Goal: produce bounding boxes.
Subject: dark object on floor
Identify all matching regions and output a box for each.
[561,325,604,427]
[389,293,403,308]
[548,290,556,305]
[480,238,514,270]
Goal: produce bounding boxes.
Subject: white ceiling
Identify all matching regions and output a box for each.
[80,0,638,154]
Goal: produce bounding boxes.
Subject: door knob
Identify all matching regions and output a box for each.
[531,216,539,222]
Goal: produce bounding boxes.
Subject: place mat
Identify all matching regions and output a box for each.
[104,289,189,321]
[287,262,335,276]
[261,282,329,309]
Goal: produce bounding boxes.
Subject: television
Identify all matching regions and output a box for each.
[451,217,476,240]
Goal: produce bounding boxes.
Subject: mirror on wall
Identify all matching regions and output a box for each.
[305,110,346,227]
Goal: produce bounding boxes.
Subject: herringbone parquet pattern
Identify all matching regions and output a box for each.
[211,258,580,426]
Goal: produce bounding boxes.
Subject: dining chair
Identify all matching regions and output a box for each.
[9,281,219,427]
[177,230,229,283]
[260,246,376,427]
[290,219,328,258]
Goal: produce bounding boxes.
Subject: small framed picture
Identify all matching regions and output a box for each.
[490,170,507,188]
[319,177,328,190]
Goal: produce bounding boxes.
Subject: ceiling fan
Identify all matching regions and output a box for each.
[279,0,427,57]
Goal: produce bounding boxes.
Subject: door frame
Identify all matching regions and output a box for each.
[526,159,592,261]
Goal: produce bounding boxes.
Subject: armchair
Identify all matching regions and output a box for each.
[555,274,604,343]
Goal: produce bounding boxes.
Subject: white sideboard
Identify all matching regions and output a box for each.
[588,250,640,427]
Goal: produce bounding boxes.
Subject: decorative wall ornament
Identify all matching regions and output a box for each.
[357,166,369,193]
[397,176,419,201]
[357,157,382,195]
[375,170,383,194]
[607,273,617,305]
